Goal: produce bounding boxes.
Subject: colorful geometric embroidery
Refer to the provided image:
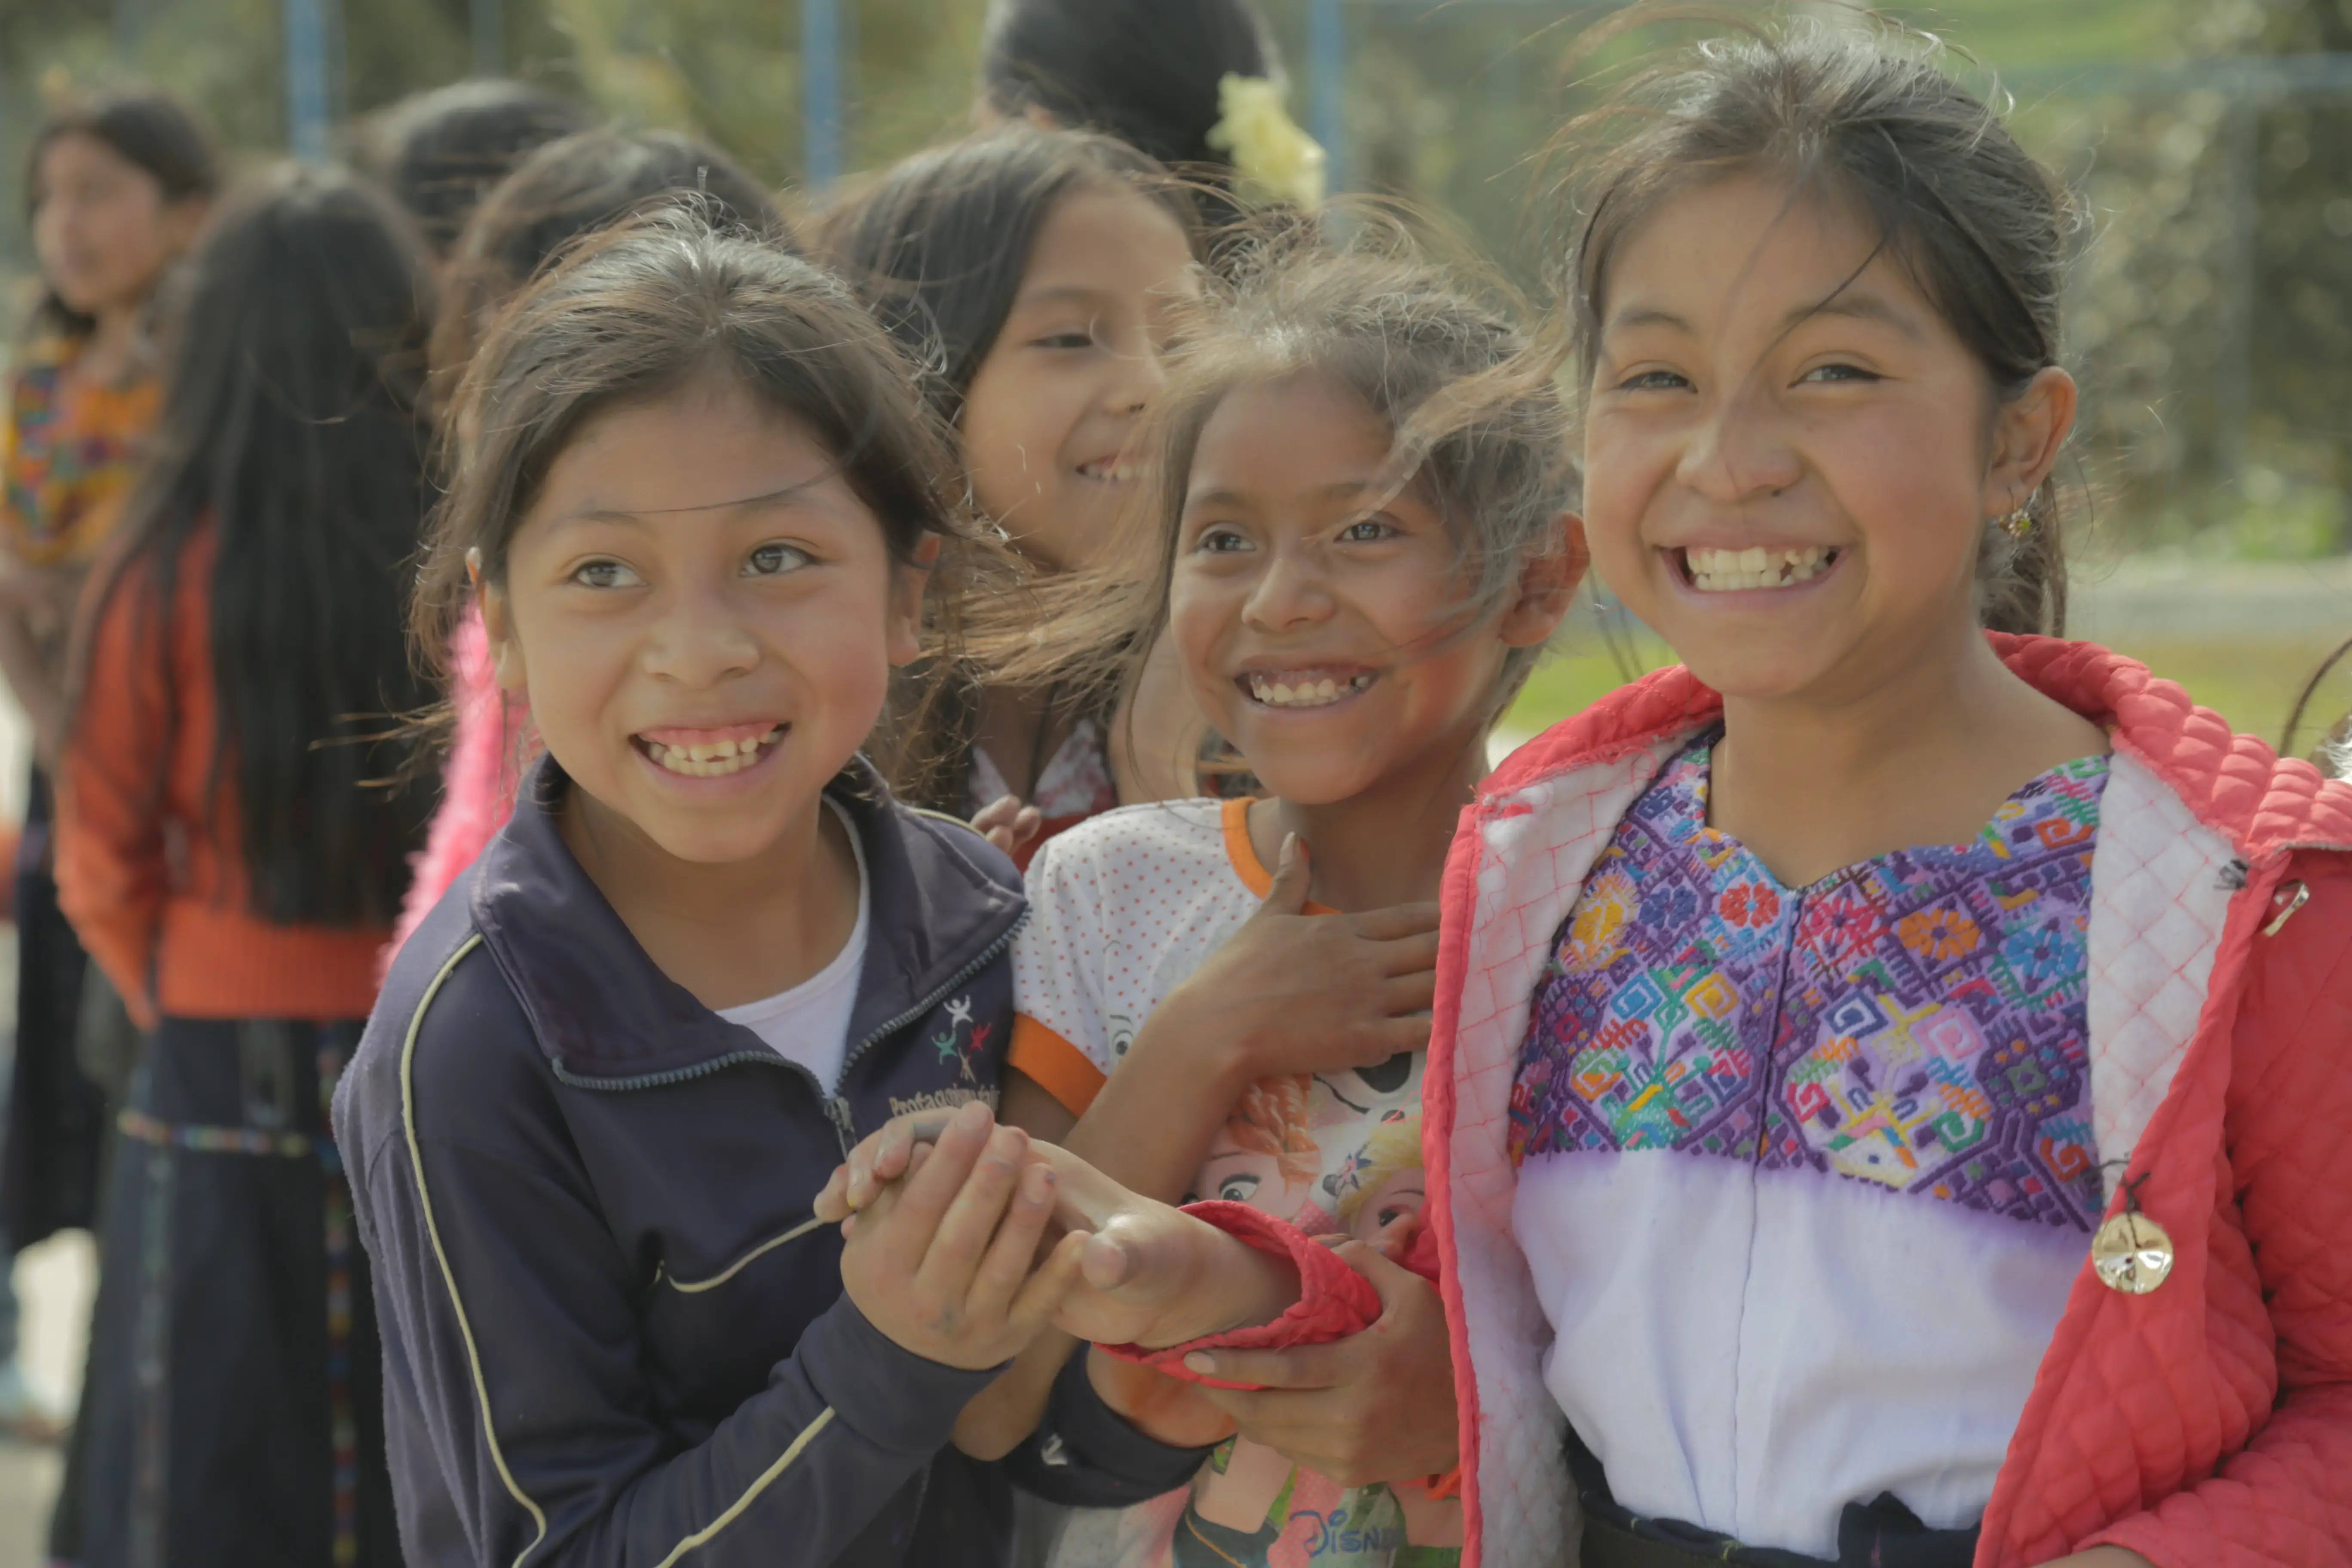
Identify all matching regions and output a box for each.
[1511,736,2108,1233]
[4,342,159,567]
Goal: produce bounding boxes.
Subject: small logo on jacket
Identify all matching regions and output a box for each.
[933,994,988,1084]
[888,1086,1001,1117]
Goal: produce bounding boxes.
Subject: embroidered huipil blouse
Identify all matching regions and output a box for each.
[1507,735,2110,1559]
[2,334,162,567]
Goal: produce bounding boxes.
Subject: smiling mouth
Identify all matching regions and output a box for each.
[1074,457,1136,483]
[633,723,785,778]
[1678,545,1839,592]
[1240,670,1378,709]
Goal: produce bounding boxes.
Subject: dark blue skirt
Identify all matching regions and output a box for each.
[74,1016,398,1568]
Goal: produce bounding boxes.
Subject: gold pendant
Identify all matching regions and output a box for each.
[2092,1210,2175,1295]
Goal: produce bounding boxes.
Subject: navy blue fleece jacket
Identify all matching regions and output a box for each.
[334,757,1203,1567]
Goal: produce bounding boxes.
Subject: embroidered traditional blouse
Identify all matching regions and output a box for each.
[2,335,162,567]
[1507,735,2109,1559]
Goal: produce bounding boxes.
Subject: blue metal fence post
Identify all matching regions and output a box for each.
[802,0,842,187]
[284,0,332,161]
[472,0,506,77]
[1308,0,1344,193]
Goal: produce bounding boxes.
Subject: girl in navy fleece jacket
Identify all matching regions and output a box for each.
[334,212,1207,1568]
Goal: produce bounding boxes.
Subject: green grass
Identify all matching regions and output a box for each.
[1504,634,2352,760]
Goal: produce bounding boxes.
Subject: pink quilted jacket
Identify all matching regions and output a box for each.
[1422,636,2352,1568]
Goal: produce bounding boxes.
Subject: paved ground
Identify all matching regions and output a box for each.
[0,1230,92,1567]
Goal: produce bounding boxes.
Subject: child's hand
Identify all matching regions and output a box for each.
[1179,1239,1458,1487]
[821,1117,1302,1351]
[830,1101,1088,1371]
[973,794,1045,862]
[1143,834,1440,1085]
[994,1139,1301,1351]
[817,1108,962,1222]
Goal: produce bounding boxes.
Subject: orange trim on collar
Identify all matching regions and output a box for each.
[1219,796,1336,913]
[1221,797,1274,895]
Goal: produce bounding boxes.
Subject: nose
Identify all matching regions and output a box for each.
[1241,541,1336,632]
[1676,376,1804,505]
[639,580,760,687]
[1103,331,1170,417]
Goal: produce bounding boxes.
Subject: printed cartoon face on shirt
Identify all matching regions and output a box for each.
[1330,1115,1428,1255]
[1315,1047,1423,1123]
[1191,1073,1319,1221]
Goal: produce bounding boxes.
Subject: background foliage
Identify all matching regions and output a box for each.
[4,0,2348,741]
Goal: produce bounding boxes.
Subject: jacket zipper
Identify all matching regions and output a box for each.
[548,909,1028,1163]
[822,908,1029,1149]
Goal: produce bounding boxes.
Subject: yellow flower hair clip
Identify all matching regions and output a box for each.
[1206,74,1329,211]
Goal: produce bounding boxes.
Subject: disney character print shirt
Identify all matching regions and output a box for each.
[1013,797,1462,1568]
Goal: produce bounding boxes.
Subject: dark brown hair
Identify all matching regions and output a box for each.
[980,0,1278,173]
[23,88,219,339]
[812,123,1196,429]
[429,127,787,405]
[364,79,595,258]
[416,208,980,762]
[986,231,1575,762]
[1556,14,2080,634]
[79,163,435,926]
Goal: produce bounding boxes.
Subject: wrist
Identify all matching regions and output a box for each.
[1202,1240,1302,1340]
[1111,1005,1257,1121]
[1164,1004,1259,1102]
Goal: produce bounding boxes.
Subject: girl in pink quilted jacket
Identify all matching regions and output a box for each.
[830,14,2352,1568]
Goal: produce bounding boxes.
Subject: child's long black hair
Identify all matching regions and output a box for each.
[79,164,435,927]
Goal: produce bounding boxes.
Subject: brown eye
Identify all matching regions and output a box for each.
[571,558,641,589]
[746,542,811,577]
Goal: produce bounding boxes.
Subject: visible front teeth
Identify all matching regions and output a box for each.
[643,727,781,777]
[1684,545,1835,592]
[1078,460,1136,482]
[1246,673,1374,707]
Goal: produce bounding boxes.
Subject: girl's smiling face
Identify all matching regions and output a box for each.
[1170,370,1570,807]
[958,184,1198,572]
[483,375,929,867]
[1581,174,2074,706]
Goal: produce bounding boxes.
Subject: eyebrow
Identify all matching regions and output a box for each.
[1785,289,1923,338]
[539,478,834,531]
[1183,478,1388,512]
[1604,288,1923,341]
[1009,283,1112,313]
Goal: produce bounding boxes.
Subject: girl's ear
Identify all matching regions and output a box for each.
[473,552,530,694]
[1982,366,2077,517]
[886,532,945,668]
[1498,512,1590,650]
